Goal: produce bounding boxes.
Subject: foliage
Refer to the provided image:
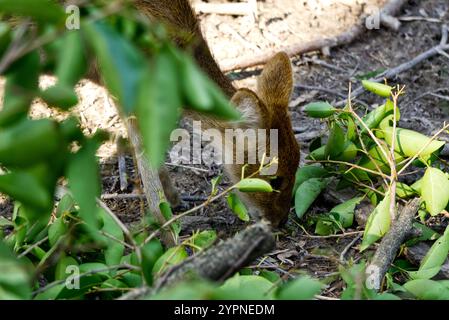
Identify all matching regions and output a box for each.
[297,79,449,298]
[1,0,449,301]
[0,0,325,301]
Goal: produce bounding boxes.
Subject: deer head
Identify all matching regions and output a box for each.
[225,52,300,227]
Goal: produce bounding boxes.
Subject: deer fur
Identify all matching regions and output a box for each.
[135,0,300,226]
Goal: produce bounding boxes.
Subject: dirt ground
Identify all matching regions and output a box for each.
[1,0,449,298]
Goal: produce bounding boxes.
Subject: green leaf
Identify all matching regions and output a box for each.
[361,100,398,133]
[411,177,423,194]
[179,53,214,111]
[78,262,110,279]
[141,239,164,286]
[67,137,102,233]
[192,230,217,251]
[56,274,105,299]
[0,0,65,24]
[0,118,62,167]
[355,68,386,80]
[403,279,449,300]
[150,280,215,300]
[304,101,336,118]
[0,217,12,227]
[40,85,78,110]
[136,46,182,167]
[421,167,449,216]
[292,165,328,195]
[55,255,78,281]
[307,145,326,161]
[0,22,11,56]
[100,208,125,267]
[315,198,362,236]
[346,116,357,141]
[34,283,65,300]
[409,226,449,280]
[226,193,250,222]
[373,293,401,300]
[359,144,404,175]
[54,31,87,87]
[294,178,328,219]
[382,127,445,160]
[362,80,392,97]
[406,222,440,245]
[259,270,281,283]
[315,218,335,236]
[120,272,143,288]
[204,79,241,120]
[159,202,180,238]
[276,276,322,300]
[309,137,322,152]
[84,21,146,115]
[152,246,188,276]
[100,278,127,299]
[216,275,275,300]
[210,175,222,196]
[329,197,363,228]
[361,194,391,251]
[0,171,52,211]
[396,182,417,199]
[55,194,75,218]
[335,141,358,162]
[0,51,40,126]
[48,217,67,247]
[0,241,31,299]
[325,123,345,158]
[235,178,273,193]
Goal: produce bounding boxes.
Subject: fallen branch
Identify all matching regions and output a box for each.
[365,198,421,291]
[120,221,275,299]
[221,0,408,72]
[337,24,449,106]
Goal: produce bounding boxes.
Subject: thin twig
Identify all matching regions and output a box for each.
[339,234,362,263]
[18,236,49,259]
[96,198,142,263]
[308,159,389,179]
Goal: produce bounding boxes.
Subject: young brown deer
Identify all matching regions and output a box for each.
[135,0,300,227]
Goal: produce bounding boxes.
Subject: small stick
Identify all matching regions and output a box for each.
[117,138,129,192]
[18,236,49,259]
[339,234,362,263]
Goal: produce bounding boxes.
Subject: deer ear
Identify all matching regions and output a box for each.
[257,52,293,108]
[231,88,270,128]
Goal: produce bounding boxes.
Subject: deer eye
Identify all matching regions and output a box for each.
[270,176,284,190]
